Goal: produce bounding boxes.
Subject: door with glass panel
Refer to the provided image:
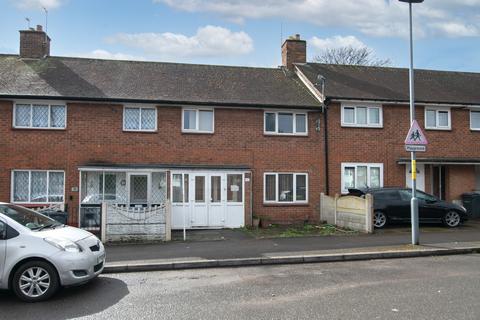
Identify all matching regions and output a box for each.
[128,173,149,205]
[208,174,225,227]
[190,174,208,227]
[171,173,190,229]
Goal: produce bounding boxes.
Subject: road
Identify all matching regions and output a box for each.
[1,254,480,320]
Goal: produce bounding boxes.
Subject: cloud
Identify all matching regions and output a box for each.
[106,25,253,59]
[429,22,480,37]
[155,0,480,38]
[310,35,366,51]
[75,50,146,61]
[13,0,65,10]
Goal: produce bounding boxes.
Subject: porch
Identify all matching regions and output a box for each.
[78,165,250,242]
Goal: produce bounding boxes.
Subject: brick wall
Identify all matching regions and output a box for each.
[19,30,50,59]
[327,102,480,200]
[0,101,324,226]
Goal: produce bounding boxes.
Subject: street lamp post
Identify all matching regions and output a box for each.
[399,0,424,245]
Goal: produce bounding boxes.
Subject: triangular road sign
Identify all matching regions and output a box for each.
[405,120,428,145]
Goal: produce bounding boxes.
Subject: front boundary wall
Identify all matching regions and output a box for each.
[320,193,373,233]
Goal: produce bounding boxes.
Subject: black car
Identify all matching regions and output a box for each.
[348,187,469,228]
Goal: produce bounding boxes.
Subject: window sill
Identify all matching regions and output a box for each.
[263,202,309,207]
[341,124,383,129]
[263,132,308,137]
[425,127,451,131]
[12,127,66,131]
[123,129,157,133]
[181,130,214,135]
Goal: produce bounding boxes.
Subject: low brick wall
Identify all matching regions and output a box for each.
[320,193,373,233]
[101,203,171,243]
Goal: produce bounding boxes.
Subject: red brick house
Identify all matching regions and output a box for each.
[294,54,480,203]
[1,27,479,234]
[0,27,324,232]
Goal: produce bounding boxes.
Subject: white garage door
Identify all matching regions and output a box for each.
[171,171,245,229]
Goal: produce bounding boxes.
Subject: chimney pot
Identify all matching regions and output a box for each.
[281,34,306,71]
[36,25,43,31]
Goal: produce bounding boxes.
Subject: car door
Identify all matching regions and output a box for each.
[383,190,410,221]
[0,220,6,287]
[416,191,443,222]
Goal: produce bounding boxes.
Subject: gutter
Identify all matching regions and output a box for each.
[0,95,322,110]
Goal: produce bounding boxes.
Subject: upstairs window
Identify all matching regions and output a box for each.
[425,107,451,130]
[182,108,214,133]
[341,104,382,128]
[123,106,157,131]
[14,102,66,129]
[470,110,480,130]
[264,111,307,135]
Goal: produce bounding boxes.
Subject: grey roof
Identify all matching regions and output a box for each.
[297,63,480,105]
[0,54,320,108]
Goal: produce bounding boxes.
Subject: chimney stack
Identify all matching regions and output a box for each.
[19,24,50,59]
[281,34,306,71]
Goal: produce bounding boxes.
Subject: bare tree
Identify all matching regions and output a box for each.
[313,46,391,67]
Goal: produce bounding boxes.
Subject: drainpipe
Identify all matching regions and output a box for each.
[323,99,330,195]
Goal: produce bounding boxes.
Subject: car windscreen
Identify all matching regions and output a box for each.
[0,204,57,230]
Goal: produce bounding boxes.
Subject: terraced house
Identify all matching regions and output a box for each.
[1,27,479,237]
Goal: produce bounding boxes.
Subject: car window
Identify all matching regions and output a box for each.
[0,221,5,239]
[416,191,438,202]
[399,190,437,202]
[399,190,412,201]
[374,190,400,200]
[0,205,55,230]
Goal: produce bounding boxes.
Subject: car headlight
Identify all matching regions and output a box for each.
[44,237,82,253]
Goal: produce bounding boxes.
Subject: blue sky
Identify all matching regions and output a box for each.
[1,0,480,72]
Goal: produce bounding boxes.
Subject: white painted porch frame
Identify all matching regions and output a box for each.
[77,168,168,228]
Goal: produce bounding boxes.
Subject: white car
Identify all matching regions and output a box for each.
[0,203,105,302]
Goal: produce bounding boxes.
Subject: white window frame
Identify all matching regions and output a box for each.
[11,170,65,204]
[13,101,67,130]
[424,107,451,130]
[122,105,158,132]
[341,163,384,194]
[263,172,308,204]
[181,108,215,134]
[263,111,308,136]
[470,108,480,131]
[341,103,383,128]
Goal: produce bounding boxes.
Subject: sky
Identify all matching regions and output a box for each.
[1,0,480,72]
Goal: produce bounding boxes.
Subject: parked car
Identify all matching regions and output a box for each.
[347,188,469,229]
[0,203,105,302]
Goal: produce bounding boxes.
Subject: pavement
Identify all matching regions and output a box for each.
[104,220,480,272]
[2,255,480,319]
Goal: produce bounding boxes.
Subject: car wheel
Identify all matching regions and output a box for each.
[12,260,59,302]
[373,211,388,228]
[443,211,461,228]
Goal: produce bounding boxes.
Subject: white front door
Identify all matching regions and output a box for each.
[191,174,208,227]
[208,174,226,226]
[405,164,425,191]
[171,171,245,229]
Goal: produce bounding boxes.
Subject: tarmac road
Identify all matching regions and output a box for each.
[1,254,480,320]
